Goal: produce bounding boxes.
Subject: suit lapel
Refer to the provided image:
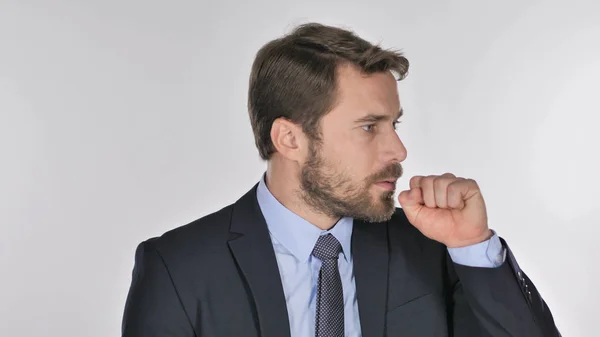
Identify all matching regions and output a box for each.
[228,183,291,337]
[352,219,389,337]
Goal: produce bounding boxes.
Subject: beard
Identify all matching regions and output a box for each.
[298,139,403,223]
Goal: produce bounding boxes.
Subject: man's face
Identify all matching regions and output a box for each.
[299,64,408,223]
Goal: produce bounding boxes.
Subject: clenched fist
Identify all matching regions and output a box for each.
[398,173,493,248]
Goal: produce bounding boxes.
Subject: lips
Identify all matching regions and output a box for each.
[374,180,397,191]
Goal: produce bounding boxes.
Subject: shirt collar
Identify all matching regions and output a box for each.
[256,172,353,263]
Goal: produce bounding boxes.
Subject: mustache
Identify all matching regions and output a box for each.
[369,163,403,183]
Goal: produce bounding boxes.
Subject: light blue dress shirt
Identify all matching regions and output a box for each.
[256,173,505,337]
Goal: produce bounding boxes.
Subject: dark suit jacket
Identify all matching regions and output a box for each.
[122,182,560,337]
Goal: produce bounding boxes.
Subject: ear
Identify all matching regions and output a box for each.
[270,117,309,163]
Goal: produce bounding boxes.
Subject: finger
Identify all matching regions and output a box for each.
[409,175,424,190]
[434,176,455,208]
[398,187,424,222]
[420,176,437,208]
[441,172,457,179]
[447,178,472,209]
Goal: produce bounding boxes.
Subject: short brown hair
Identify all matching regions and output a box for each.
[247,22,409,160]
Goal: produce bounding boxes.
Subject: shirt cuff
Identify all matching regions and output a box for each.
[447,230,506,268]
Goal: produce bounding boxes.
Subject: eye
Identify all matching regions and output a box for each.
[393,120,402,130]
[362,124,376,132]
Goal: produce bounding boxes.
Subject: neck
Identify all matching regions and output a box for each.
[265,159,340,230]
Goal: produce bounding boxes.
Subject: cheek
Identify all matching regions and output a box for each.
[323,130,378,176]
[330,142,375,178]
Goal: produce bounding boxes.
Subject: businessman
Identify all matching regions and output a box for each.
[122,22,560,336]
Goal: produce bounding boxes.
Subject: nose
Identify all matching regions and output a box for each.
[384,131,407,164]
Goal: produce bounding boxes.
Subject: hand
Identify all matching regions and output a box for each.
[397,173,492,248]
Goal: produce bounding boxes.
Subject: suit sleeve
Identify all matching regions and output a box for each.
[121,240,196,337]
[446,237,561,337]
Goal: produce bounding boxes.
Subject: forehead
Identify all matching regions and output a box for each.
[329,64,400,118]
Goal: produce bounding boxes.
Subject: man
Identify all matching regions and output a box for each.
[122,23,560,337]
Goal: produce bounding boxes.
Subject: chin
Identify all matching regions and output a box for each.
[365,197,395,219]
[359,207,395,223]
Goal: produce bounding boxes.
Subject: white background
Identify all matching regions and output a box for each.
[1,0,599,336]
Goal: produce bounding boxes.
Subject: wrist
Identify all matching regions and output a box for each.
[446,229,493,248]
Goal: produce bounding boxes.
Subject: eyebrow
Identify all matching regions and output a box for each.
[354,108,404,124]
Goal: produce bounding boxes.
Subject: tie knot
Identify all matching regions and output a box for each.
[312,234,342,261]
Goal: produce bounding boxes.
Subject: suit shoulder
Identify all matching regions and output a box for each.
[141,203,235,256]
